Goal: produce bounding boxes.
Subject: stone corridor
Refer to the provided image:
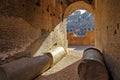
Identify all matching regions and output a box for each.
[1,0,120,80]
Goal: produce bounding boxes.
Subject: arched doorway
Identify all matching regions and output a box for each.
[67,9,95,46]
[63,1,95,50]
[63,1,94,19]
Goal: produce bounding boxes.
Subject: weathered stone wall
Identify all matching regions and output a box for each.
[0,0,68,64]
[67,31,94,46]
[95,0,120,79]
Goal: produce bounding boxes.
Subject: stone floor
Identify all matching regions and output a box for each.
[35,46,94,80]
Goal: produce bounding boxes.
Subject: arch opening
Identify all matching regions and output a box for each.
[63,1,95,19]
[63,1,95,50]
[66,9,95,48]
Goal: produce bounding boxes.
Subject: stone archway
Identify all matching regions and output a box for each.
[63,1,95,46]
[63,1,95,19]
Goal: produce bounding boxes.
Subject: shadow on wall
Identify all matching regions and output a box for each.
[0,15,67,65]
[103,51,114,80]
[0,16,62,65]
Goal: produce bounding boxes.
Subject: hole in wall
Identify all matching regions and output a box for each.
[50,13,55,16]
[65,0,71,5]
[61,13,64,21]
[114,30,117,35]
[60,1,63,5]
[107,26,108,30]
[47,6,49,12]
[117,57,119,60]
[47,29,50,33]
[35,0,40,6]
[117,23,119,29]
[22,4,25,7]
[53,13,55,16]
[88,0,93,4]
[41,29,46,36]
[53,43,57,46]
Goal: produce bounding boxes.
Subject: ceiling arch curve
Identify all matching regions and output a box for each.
[63,1,95,19]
